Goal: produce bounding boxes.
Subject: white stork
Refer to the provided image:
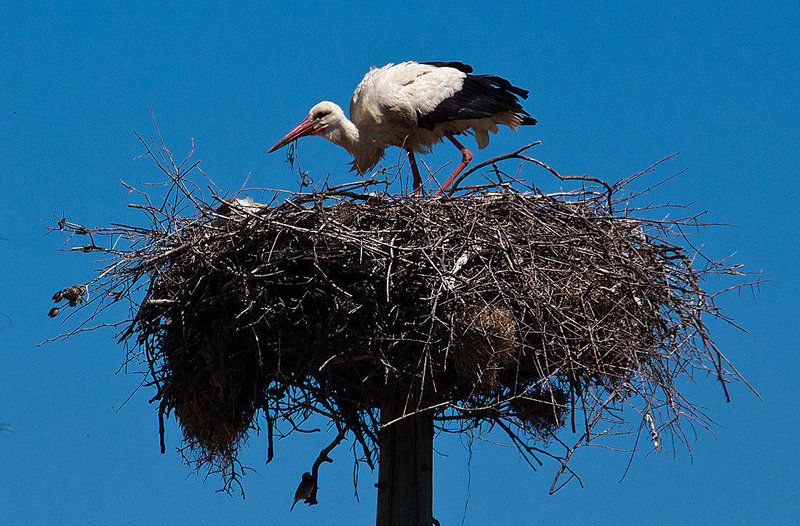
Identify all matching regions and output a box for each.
[268,61,536,195]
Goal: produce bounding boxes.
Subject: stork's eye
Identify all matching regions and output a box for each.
[313,110,331,120]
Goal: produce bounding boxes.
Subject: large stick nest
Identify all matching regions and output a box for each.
[50,141,755,495]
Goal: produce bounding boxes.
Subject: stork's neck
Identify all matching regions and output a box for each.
[322,114,385,173]
[325,116,361,152]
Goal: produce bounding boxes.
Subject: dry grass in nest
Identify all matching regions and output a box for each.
[48,139,758,494]
[450,305,517,390]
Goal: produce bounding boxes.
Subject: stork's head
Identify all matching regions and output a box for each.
[268,101,346,153]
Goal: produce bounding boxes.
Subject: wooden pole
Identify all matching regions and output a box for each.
[376,385,433,526]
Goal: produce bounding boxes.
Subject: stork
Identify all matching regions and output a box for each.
[268,61,536,195]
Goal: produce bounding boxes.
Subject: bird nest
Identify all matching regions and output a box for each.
[49,141,754,495]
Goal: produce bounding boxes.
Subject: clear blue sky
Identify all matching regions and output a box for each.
[2,2,798,524]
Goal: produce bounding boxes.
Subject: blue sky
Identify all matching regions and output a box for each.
[2,2,799,524]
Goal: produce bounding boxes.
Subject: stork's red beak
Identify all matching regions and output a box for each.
[268,118,324,153]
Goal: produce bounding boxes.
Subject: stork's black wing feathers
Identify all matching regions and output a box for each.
[474,74,529,99]
[416,73,537,130]
[420,61,474,73]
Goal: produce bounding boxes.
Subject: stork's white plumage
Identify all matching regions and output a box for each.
[268,61,536,195]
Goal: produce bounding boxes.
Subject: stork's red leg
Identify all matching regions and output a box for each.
[435,133,473,196]
[407,149,423,196]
